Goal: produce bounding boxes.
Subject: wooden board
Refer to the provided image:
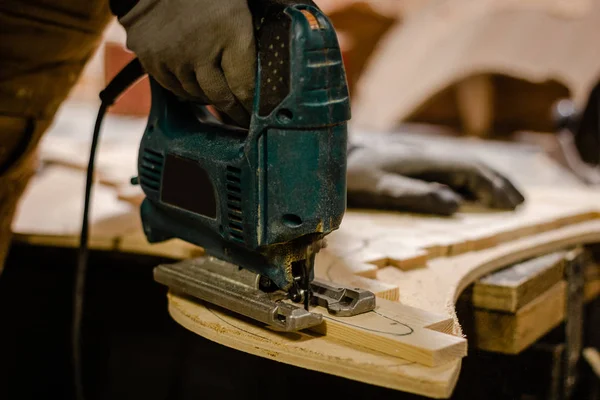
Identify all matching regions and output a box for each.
[12,164,600,397]
[168,294,462,399]
[472,260,600,354]
[473,251,566,312]
[12,166,204,260]
[310,298,466,367]
[474,281,567,354]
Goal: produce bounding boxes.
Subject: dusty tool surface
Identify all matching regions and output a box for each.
[12,102,600,398]
[131,3,351,310]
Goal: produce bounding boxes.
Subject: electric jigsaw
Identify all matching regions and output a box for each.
[88,0,376,332]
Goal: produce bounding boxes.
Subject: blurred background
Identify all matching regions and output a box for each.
[65,0,600,183]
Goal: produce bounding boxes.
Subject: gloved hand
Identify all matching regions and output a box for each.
[347,142,525,215]
[119,0,256,127]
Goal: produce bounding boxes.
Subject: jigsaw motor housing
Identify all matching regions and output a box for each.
[136,4,350,289]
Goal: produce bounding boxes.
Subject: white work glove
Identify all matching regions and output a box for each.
[347,142,525,216]
[119,0,256,127]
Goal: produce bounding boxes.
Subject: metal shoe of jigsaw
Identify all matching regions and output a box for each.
[133,0,376,331]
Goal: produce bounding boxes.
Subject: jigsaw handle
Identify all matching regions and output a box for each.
[146,0,348,131]
[248,0,350,130]
[249,0,319,117]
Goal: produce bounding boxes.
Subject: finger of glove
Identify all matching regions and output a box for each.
[169,63,212,104]
[486,173,525,209]
[140,62,194,102]
[452,167,525,210]
[348,173,462,216]
[415,165,525,210]
[139,60,217,107]
[195,65,251,127]
[221,6,256,115]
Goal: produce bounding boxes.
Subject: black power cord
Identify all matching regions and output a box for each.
[73,58,145,400]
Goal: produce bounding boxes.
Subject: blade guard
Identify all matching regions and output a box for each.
[136,3,350,290]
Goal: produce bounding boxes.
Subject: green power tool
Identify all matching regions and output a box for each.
[146,0,376,331]
[141,1,349,298]
[79,0,376,336]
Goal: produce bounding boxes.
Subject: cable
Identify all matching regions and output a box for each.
[73,58,145,400]
[73,102,106,400]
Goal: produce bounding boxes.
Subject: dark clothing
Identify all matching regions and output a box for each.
[0,0,115,271]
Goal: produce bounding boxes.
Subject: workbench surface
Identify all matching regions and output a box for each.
[11,101,600,398]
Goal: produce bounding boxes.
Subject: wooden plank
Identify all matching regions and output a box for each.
[474,281,567,354]
[168,293,462,399]
[378,217,600,322]
[472,263,600,354]
[12,166,133,237]
[374,298,455,336]
[311,298,466,367]
[472,252,566,312]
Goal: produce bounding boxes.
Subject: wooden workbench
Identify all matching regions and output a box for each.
[11,102,600,398]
